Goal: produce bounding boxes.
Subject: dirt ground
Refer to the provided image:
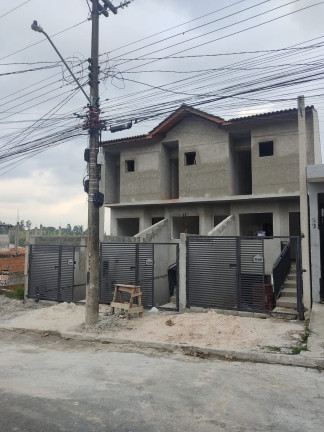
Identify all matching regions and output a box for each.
[0,295,306,354]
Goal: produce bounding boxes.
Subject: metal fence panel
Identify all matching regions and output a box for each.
[239,238,264,311]
[29,245,59,301]
[29,245,74,302]
[187,235,303,316]
[59,246,75,302]
[100,242,179,310]
[100,243,136,304]
[138,243,154,307]
[187,237,237,309]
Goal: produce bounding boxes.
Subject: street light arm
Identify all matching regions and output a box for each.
[31,21,91,104]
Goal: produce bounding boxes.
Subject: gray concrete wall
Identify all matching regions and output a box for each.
[0,234,9,250]
[251,120,299,195]
[208,215,236,236]
[119,142,161,203]
[110,198,299,239]
[311,109,322,164]
[104,112,318,208]
[166,116,231,198]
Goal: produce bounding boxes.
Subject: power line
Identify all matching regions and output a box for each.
[0,0,32,20]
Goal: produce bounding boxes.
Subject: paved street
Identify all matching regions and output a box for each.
[0,329,323,432]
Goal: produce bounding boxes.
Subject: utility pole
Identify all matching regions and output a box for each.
[31,0,133,325]
[86,0,101,325]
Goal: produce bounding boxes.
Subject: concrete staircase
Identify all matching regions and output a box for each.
[274,264,298,315]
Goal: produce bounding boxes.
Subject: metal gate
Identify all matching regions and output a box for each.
[28,245,75,302]
[187,236,303,315]
[100,242,179,309]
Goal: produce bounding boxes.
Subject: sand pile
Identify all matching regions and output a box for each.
[0,299,304,352]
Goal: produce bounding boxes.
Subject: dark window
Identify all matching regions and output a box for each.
[184,152,196,166]
[125,160,135,172]
[259,141,273,157]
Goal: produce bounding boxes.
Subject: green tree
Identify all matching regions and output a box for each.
[72,225,83,235]
[26,220,32,230]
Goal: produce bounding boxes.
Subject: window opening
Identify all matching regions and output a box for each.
[184,152,196,166]
[259,141,273,157]
[125,160,135,172]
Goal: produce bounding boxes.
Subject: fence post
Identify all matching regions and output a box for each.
[24,236,30,302]
[179,233,187,311]
[236,237,241,310]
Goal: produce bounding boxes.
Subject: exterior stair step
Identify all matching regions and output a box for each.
[281,287,297,297]
[284,281,297,288]
[272,306,298,318]
[276,296,297,309]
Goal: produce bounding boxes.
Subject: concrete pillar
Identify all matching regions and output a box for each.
[15,222,19,254]
[272,203,281,236]
[24,231,30,302]
[179,233,187,311]
[143,208,152,231]
[298,95,312,315]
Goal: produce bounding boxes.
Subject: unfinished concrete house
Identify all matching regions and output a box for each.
[98,103,321,316]
[102,104,320,237]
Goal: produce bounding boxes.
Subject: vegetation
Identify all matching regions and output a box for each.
[290,346,308,355]
[1,220,87,247]
[8,285,25,300]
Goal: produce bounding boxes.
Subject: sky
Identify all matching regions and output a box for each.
[1,0,324,232]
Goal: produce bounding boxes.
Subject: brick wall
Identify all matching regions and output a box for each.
[0,249,25,289]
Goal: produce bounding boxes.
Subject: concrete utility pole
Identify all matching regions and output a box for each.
[86,0,101,325]
[31,0,133,325]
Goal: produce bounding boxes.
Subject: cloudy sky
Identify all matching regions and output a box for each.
[1,0,324,232]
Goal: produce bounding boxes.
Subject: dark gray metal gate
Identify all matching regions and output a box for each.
[29,245,75,302]
[187,235,303,317]
[187,236,264,311]
[100,242,179,309]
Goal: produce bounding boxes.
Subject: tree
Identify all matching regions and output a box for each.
[72,225,83,235]
[19,220,25,231]
[66,224,72,233]
[26,220,32,230]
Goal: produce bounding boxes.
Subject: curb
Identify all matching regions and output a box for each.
[1,326,323,369]
[58,330,324,369]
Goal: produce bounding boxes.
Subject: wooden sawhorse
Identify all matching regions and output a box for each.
[110,284,143,319]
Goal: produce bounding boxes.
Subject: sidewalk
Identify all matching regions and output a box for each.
[0,297,323,369]
[301,302,324,360]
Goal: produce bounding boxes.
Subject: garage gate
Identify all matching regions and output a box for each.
[187,235,303,317]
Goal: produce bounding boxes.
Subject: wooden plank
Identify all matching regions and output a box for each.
[115,284,141,289]
[110,302,143,312]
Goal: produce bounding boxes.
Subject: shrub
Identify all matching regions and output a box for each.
[8,285,25,300]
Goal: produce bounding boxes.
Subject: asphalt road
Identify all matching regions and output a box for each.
[0,329,323,432]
